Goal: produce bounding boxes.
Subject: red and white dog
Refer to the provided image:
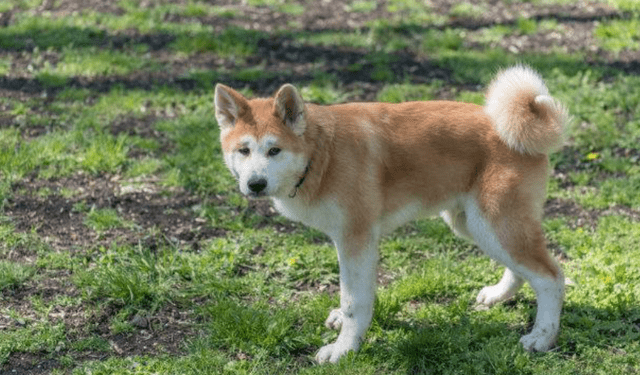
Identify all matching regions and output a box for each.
[215,66,568,363]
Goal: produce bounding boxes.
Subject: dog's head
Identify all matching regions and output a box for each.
[214,83,310,198]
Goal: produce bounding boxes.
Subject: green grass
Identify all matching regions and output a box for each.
[42,48,160,77]
[0,260,35,291]
[75,244,183,307]
[377,82,441,103]
[346,1,378,13]
[0,0,639,373]
[0,16,107,50]
[84,208,134,232]
[300,77,351,104]
[595,18,640,53]
[449,3,486,19]
[171,27,266,57]
[80,133,131,174]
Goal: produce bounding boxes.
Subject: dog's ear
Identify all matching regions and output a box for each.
[274,84,306,136]
[214,84,246,130]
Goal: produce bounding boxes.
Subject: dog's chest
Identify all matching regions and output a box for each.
[271,197,344,239]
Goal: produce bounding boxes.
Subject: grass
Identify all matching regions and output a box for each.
[376,82,441,103]
[84,208,134,232]
[171,27,266,56]
[42,48,160,77]
[449,3,486,19]
[595,18,640,53]
[0,260,35,291]
[0,0,639,373]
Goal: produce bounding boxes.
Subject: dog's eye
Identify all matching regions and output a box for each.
[268,147,281,157]
[238,147,250,156]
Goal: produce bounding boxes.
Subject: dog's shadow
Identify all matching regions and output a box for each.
[363,297,640,372]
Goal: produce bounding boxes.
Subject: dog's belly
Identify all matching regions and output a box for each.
[273,194,466,239]
[380,196,462,234]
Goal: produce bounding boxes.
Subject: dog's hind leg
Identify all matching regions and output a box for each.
[441,208,473,240]
[476,268,524,307]
[316,227,380,363]
[442,205,526,307]
[463,197,564,352]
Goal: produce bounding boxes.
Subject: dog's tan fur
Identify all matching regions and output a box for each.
[215,66,568,363]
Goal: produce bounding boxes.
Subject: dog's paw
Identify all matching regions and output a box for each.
[475,284,515,308]
[520,330,557,352]
[315,339,359,364]
[324,309,343,330]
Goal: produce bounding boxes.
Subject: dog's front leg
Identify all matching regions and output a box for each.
[316,232,379,364]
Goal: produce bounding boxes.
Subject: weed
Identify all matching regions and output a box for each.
[0,261,35,291]
[74,245,183,308]
[80,133,130,174]
[516,17,538,35]
[84,208,134,232]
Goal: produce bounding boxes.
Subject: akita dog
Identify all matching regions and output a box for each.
[214,66,568,364]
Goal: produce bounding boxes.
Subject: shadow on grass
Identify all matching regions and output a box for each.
[0,36,617,98]
[0,16,639,98]
[0,24,177,52]
[375,300,640,374]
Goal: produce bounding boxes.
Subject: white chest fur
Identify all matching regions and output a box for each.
[271,196,344,240]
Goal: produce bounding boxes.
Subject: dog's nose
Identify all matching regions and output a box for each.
[248,178,267,194]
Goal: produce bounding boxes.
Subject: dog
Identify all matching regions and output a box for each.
[214,65,568,364]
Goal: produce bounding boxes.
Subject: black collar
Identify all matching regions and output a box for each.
[289,159,312,198]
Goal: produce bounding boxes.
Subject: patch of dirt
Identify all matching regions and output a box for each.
[0,270,82,374]
[0,270,80,331]
[3,352,58,375]
[545,198,640,231]
[249,198,302,235]
[247,37,453,101]
[109,115,173,158]
[1,298,198,374]
[5,173,228,254]
[545,198,601,230]
[108,115,158,140]
[0,114,15,128]
[37,0,125,16]
[472,21,598,55]
[86,302,198,358]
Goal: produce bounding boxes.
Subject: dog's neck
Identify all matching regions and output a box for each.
[289,158,313,198]
[285,108,332,201]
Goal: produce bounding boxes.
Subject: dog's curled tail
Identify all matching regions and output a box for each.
[485,65,568,155]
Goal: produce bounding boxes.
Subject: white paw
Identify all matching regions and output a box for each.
[324,309,343,330]
[520,329,557,352]
[475,284,516,307]
[315,339,359,364]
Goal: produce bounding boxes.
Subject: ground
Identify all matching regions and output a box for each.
[1,0,640,374]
